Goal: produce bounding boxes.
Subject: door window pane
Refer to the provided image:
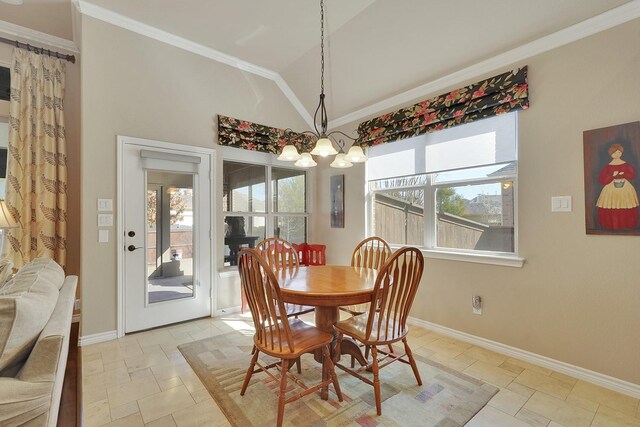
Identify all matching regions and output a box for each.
[372,188,425,246]
[436,181,514,252]
[146,172,195,303]
[274,216,307,244]
[272,167,306,213]
[223,161,266,212]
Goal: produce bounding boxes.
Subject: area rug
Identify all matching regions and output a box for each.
[178,332,498,426]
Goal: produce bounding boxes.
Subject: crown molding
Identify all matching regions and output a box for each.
[72,0,640,131]
[74,0,315,129]
[0,19,79,53]
[329,0,640,128]
[273,74,314,127]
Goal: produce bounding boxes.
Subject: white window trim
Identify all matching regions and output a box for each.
[366,113,524,268]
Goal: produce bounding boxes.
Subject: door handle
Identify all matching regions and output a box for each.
[127,245,143,252]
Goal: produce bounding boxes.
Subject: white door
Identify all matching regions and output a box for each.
[121,138,213,333]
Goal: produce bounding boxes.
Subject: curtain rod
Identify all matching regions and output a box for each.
[0,36,76,64]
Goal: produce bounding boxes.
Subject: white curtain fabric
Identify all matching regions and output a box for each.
[3,48,68,269]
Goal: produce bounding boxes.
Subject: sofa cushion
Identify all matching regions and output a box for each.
[4,258,65,292]
[0,260,60,374]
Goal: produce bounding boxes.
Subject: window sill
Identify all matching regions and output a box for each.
[390,246,524,268]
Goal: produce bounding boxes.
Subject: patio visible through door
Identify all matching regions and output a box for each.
[119,136,214,333]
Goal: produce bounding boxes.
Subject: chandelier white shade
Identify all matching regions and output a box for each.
[277,145,301,161]
[309,137,338,157]
[294,153,317,168]
[345,145,368,163]
[330,153,353,168]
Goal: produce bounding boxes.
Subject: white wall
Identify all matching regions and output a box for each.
[80,16,309,336]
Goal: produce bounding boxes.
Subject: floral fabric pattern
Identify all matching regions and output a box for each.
[217,115,314,154]
[3,48,68,269]
[358,67,529,147]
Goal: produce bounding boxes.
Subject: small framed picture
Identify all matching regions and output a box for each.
[583,121,640,235]
[330,175,344,228]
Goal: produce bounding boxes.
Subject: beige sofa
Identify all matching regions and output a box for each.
[0,258,77,427]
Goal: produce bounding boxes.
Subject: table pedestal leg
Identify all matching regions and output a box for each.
[339,339,367,367]
[314,307,338,400]
[313,307,369,399]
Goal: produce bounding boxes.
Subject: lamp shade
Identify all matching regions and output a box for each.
[344,145,368,163]
[294,153,317,168]
[0,201,18,229]
[330,153,353,168]
[277,145,301,161]
[310,137,338,157]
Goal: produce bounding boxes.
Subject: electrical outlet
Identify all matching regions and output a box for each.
[472,295,482,315]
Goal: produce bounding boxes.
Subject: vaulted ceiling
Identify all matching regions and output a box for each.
[0,0,637,126]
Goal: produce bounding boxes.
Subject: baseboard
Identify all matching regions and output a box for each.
[408,317,640,399]
[214,306,242,317]
[78,330,117,347]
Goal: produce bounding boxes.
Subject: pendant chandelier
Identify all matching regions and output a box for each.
[277,0,367,168]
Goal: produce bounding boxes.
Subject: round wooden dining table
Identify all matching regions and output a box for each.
[276,265,378,399]
[278,265,377,330]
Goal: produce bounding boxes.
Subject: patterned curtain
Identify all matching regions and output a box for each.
[3,48,67,269]
[358,66,529,147]
[218,115,315,154]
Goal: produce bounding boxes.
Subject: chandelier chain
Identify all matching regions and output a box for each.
[320,0,325,96]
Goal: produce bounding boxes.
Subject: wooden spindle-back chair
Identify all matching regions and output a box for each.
[340,237,392,316]
[238,248,343,427]
[333,246,424,416]
[256,237,300,271]
[255,237,314,319]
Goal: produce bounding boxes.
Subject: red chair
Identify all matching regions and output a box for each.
[291,243,326,266]
[292,243,307,265]
[306,244,326,266]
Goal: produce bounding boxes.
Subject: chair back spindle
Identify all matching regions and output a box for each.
[351,237,392,271]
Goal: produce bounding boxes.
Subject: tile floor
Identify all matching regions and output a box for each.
[81,314,640,427]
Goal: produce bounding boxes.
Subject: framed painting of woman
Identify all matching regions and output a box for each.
[583,121,640,235]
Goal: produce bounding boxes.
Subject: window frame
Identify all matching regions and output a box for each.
[221,146,312,266]
[366,114,524,268]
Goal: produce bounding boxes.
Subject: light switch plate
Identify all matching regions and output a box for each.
[551,196,572,212]
[97,214,113,227]
[98,229,109,243]
[97,198,113,212]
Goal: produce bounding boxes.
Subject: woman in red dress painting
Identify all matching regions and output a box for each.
[596,143,639,229]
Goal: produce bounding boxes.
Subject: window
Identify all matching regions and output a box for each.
[222,160,307,266]
[367,113,518,262]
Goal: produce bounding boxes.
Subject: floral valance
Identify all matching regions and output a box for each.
[358,66,529,147]
[217,115,314,154]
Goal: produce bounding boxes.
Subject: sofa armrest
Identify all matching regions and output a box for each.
[17,278,76,383]
[16,336,63,383]
[0,377,52,426]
